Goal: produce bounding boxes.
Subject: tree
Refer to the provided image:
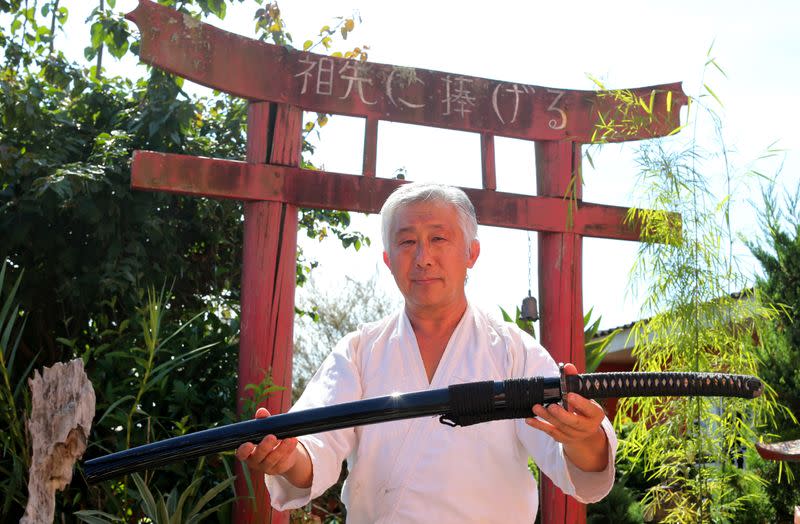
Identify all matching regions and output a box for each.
[746,185,800,518]
[605,54,788,522]
[0,1,368,521]
[748,187,800,420]
[293,275,399,400]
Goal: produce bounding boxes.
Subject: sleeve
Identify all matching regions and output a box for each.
[509,329,617,504]
[265,332,363,510]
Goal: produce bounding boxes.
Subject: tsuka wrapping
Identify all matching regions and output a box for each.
[565,372,763,400]
[440,377,544,427]
[502,377,545,417]
[441,380,496,427]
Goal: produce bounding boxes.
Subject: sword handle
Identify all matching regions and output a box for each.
[564,372,763,400]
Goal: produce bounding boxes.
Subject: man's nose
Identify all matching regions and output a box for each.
[414,242,432,266]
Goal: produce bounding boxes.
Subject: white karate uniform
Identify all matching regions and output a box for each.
[267,303,617,523]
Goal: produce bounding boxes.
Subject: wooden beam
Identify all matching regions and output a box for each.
[126,0,687,144]
[480,133,497,190]
[363,117,379,177]
[131,150,679,242]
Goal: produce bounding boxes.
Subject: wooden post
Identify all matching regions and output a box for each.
[234,102,301,524]
[536,140,586,524]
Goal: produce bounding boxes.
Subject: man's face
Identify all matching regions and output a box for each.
[383,202,480,315]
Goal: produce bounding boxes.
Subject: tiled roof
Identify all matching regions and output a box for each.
[592,288,754,339]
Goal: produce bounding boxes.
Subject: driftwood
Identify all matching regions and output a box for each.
[21,359,95,524]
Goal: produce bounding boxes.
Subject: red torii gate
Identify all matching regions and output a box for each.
[125,2,686,523]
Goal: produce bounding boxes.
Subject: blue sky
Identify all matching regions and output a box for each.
[65,0,800,330]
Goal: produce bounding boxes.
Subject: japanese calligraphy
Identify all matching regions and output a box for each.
[339,61,377,105]
[387,67,425,109]
[295,56,334,96]
[492,83,534,124]
[546,89,567,130]
[442,75,476,118]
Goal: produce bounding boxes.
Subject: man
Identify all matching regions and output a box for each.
[236,182,616,522]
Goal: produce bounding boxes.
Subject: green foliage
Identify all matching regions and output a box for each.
[747,186,800,422]
[610,54,788,522]
[76,469,236,524]
[746,184,800,517]
[584,308,617,373]
[499,304,536,337]
[79,281,241,521]
[0,260,32,521]
[618,138,781,521]
[587,479,644,524]
[0,0,369,520]
[499,304,614,372]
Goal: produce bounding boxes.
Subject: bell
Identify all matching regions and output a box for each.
[520,296,539,322]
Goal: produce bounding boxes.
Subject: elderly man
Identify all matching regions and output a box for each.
[236,182,616,522]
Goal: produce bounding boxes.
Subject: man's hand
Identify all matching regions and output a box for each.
[235,408,313,488]
[525,363,610,472]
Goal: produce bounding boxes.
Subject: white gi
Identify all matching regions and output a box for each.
[267,303,617,523]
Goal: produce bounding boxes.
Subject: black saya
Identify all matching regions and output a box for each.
[83,370,763,484]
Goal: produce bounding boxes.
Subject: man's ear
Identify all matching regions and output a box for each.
[382,250,391,269]
[467,239,480,268]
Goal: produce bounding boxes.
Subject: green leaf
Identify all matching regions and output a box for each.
[95,395,135,426]
[172,476,204,524]
[74,510,124,523]
[303,39,312,51]
[186,476,236,522]
[703,83,724,108]
[132,473,159,518]
[156,494,170,524]
[90,21,104,49]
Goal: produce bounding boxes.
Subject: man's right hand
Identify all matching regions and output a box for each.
[235,407,313,489]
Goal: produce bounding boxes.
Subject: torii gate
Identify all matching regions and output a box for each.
[125,2,686,523]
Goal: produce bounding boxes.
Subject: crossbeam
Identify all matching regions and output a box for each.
[126,0,687,144]
[131,150,676,241]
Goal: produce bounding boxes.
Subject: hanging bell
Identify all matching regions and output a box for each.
[520,295,539,322]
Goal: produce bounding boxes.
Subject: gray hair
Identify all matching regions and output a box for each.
[380,182,478,253]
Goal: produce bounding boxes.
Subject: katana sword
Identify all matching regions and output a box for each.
[83,370,762,484]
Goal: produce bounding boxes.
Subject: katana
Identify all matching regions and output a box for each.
[83,370,762,484]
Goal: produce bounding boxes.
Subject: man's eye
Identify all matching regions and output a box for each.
[399,239,414,246]
[432,236,446,242]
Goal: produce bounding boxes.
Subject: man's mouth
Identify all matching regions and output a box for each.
[411,277,440,284]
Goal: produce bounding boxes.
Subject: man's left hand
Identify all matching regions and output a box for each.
[525,363,609,472]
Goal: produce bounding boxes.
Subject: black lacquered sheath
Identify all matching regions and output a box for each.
[83,371,762,484]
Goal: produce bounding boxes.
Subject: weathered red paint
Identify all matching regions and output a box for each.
[363,117,379,177]
[125,0,687,144]
[536,141,588,524]
[130,150,681,242]
[480,133,497,190]
[234,102,301,524]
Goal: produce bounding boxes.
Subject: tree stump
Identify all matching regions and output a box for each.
[21,359,95,524]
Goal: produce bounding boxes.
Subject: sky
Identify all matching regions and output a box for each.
[63,0,800,331]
